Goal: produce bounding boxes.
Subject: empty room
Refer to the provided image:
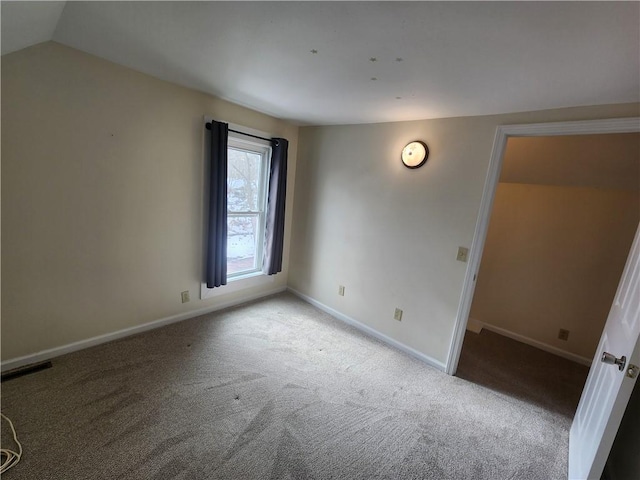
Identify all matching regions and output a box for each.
[1,2,639,479]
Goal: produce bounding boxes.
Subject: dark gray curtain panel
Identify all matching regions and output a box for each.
[206,121,228,288]
[264,138,288,275]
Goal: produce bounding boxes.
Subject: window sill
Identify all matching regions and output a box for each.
[228,270,264,282]
[200,271,275,300]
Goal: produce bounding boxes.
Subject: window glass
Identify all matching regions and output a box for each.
[227,215,259,275]
[226,140,269,278]
[227,149,261,212]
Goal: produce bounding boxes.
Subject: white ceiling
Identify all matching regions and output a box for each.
[1,1,65,55]
[2,1,639,125]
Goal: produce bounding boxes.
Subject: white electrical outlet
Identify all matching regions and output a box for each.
[338,285,345,296]
[394,308,403,321]
[181,291,190,303]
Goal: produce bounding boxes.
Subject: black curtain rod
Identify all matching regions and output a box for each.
[206,122,276,145]
[230,128,272,143]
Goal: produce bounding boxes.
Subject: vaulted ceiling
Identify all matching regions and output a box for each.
[2,1,639,125]
[502,134,640,191]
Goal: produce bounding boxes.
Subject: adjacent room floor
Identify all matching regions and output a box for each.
[457,329,590,420]
[1,293,589,479]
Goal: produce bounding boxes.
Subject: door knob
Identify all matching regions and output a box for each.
[601,352,626,371]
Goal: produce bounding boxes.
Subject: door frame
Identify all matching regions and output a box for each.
[445,116,640,376]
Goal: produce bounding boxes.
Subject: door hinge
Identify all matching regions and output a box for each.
[626,364,639,379]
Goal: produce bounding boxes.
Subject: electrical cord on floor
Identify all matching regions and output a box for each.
[1,413,22,473]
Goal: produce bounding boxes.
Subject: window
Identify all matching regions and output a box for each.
[226,134,270,278]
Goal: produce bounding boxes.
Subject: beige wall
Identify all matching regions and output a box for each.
[289,104,639,366]
[470,183,639,360]
[1,42,298,361]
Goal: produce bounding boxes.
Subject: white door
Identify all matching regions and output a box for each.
[569,223,640,480]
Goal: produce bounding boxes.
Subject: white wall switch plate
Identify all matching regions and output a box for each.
[394,308,403,321]
[181,291,190,303]
[456,247,469,262]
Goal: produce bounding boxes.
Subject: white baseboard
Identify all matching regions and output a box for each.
[466,317,484,334]
[474,320,593,367]
[1,286,287,373]
[287,287,446,372]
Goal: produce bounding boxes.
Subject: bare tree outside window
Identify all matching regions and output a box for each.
[227,147,264,275]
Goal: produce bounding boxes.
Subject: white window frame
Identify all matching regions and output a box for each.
[226,133,271,280]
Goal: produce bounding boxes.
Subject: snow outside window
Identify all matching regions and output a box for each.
[226,135,270,279]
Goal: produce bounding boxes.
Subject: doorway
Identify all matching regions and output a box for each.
[456,132,639,423]
[447,118,640,375]
[446,117,640,479]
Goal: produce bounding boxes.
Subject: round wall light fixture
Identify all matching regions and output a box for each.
[401,141,429,169]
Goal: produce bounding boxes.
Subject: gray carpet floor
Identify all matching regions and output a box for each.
[1,292,589,479]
